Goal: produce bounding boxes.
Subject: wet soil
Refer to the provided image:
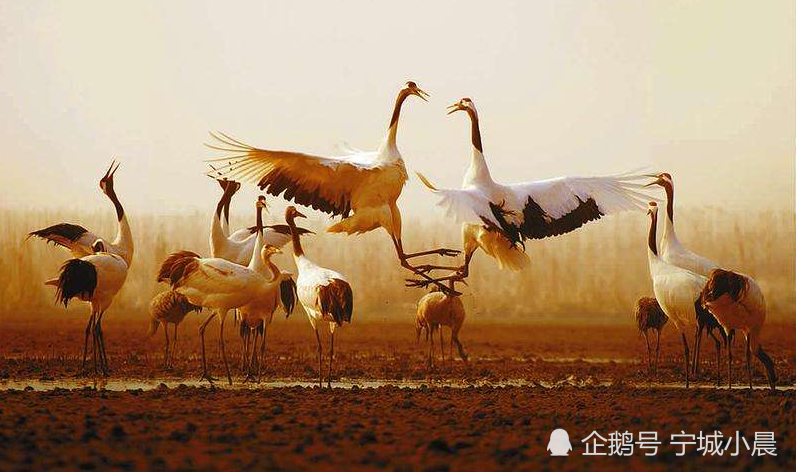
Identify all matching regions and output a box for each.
[0,318,793,470]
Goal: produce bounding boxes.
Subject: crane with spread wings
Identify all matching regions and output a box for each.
[207,81,462,294]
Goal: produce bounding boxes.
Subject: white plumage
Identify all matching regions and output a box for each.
[206,81,460,295]
[416,98,654,275]
[157,197,286,385]
[645,202,705,387]
[46,240,129,376]
[29,161,134,267]
[285,206,353,388]
[648,173,718,276]
[209,179,292,266]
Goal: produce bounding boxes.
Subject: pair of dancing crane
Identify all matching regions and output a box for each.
[29,81,773,389]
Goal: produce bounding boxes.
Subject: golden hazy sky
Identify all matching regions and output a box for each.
[1,1,793,217]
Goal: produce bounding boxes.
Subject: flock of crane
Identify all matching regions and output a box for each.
[27,81,776,390]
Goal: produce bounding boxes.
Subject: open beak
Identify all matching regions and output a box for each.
[413,88,430,102]
[103,160,120,180]
[447,103,465,115]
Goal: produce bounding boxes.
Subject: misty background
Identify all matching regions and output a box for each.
[0,1,793,322]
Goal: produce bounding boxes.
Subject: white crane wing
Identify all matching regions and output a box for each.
[504,174,653,240]
[179,258,260,294]
[418,172,654,244]
[207,133,388,217]
[414,173,499,227]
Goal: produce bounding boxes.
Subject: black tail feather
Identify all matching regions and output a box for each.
[280,277,297,316]
[319,279,353,326]
[54,259,97,307]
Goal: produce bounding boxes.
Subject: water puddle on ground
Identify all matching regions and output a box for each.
[0,377,791,392]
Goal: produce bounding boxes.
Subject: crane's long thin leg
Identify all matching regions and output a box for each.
[654,329,661,374]
[392,236,461,296]
[163,322,170,368]
[95,310,109,376]
[439,328,445,362]
[428,325,435,369]
[692,326,702,376]
[218,310,232,385]
[708,329,722,387]
[413,264,462,275]
[257,324,268,383]
[458,251,475,279]
[315,328,323,388]
[240,330,251,372]
[755,347,776,391]
[173,323,178,365]
[246,329,260,382]
[643,331,651,373]
[746,334,752,390]
[727,333,733,389]
[452,328,468,362]
[199,311,217,382]
[406,273,465,289]
[328,330,334,389]
[681,332,690,388]
[449,328,454,361]
[80,310,96,376]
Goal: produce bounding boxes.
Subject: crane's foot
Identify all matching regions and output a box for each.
[200,373,217,384]
[403,247,461,259]
[413,264,462,275]
[405,276,463,296]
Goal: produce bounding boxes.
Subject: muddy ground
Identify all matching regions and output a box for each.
[0,317,794,470]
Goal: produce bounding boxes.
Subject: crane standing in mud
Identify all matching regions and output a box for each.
[634,297,667,374]
[149,291,202,368]
[416,280,468,367]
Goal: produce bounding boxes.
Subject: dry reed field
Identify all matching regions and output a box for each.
[1,206,793,323]
[2,207,794,471]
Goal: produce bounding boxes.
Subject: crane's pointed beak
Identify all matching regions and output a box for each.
[447,104,464,115]
[414,88,430,102]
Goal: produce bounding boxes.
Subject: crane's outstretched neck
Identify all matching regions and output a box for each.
[466,107,483,154]
[265,258,280,283]
[286,215,305,258]
[648,209,659,257]
[210,186,234,254]
[248,201,265,272]
[659,179,682,250]
[462,105,493,186]
[386,89,411,148]
[107,186,134,265]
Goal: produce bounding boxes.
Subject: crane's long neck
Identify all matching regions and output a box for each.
[660,180,681,249]
[286,216,305,258]
[462,108,493,186]
[107,188,133,264]
[210,190,229,251]
[647,210,662,272]
[221,197,231,236]
[265,259,280,283]
[248,204,265,271]
[385,89,411,151]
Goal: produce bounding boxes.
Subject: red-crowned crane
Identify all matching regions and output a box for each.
[285,206,353,388]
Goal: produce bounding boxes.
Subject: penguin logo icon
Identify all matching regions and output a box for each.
[547,429,572,456]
